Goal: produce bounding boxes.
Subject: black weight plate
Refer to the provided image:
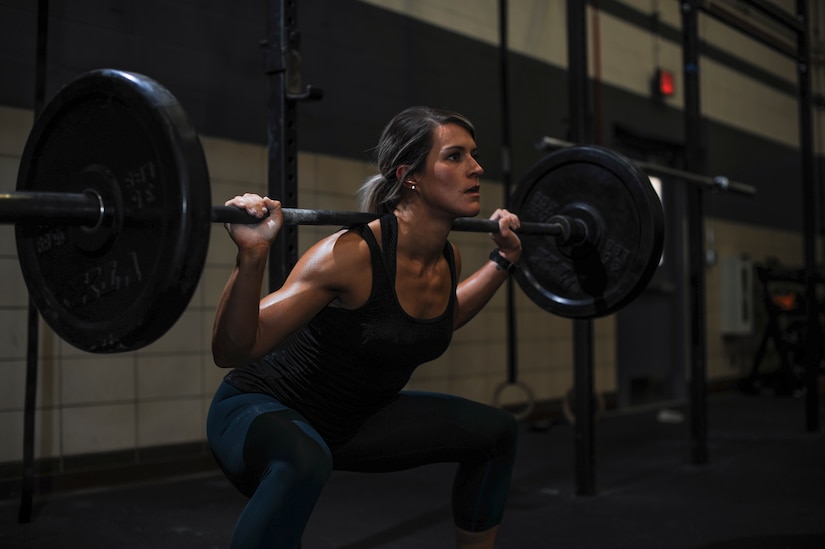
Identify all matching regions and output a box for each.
[15,69,211,353]
[510,146,664,318]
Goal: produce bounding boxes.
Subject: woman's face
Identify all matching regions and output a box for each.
[414,123,484,219]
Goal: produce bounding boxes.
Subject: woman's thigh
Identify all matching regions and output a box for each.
[207,382,330,494]
[332,390,518,472]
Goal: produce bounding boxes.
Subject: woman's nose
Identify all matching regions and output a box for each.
[470,156,484,176]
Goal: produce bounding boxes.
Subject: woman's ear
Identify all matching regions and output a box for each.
[396,165,412,184]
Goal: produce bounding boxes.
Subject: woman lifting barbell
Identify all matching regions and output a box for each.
[206,106,523,549]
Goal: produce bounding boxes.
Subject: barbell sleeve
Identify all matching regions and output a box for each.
[0,191,102,225]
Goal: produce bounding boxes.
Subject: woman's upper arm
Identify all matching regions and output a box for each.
[252,231,368,357]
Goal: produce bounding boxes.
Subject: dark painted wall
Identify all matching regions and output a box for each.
[0,0,809,231]
[0,0,267,141]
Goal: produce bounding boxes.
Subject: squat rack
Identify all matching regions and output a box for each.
[683,0,820,450]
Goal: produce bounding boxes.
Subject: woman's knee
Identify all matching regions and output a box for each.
[287,434,334,490]
[482,407,519,460]
[245,412,333,491]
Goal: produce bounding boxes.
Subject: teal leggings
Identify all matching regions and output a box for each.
[206,381,518,549]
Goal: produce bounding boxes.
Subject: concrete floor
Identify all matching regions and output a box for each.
[1,391,824,548]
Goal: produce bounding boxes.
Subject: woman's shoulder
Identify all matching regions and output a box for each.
[297,227,374,277]
[308,226,370,256]
[297,227,375,307]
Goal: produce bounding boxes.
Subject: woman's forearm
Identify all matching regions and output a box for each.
[212,248,270,367]
[454,255,514,329]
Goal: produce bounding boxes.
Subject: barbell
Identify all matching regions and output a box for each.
[6,69,665,353]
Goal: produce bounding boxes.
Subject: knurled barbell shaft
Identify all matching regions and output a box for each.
[0,191,570,238]
[212,206,566,236]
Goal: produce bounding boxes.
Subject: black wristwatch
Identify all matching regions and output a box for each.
[489,248,518,274]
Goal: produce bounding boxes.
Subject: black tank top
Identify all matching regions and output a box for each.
[224,214,457,446]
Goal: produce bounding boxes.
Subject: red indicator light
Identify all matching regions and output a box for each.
[658,69,675,96]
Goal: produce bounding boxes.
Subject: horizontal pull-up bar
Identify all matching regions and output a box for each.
[534,136,757,197]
